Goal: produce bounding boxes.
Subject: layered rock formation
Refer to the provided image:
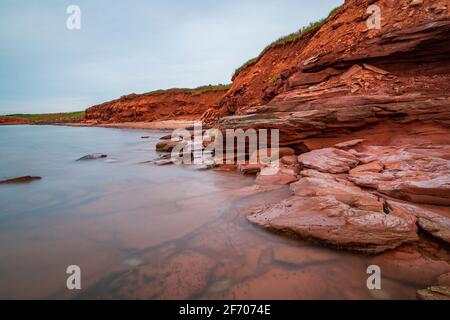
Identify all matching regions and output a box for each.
[0,116,34,125]
[202,0,450,254]
[210,0,449,149]
[247,143,449,253]
[200,30,318,124]
[85,87,229,123]
[130,0,449,256]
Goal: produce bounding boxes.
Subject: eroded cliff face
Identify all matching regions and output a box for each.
[85,88,228,123]
[0,116,34,125]
[200,31,318,124]
[198,0,450,260]
[211,0,450,149]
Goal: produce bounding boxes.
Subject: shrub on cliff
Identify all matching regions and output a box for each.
[232,5,342,80]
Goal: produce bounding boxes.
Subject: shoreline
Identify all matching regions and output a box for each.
[0,120,197,131]
[52,120,197,130]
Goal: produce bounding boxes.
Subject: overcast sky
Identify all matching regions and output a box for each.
[0,0,343,115]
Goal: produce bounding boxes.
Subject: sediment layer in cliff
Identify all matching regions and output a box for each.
[85,85,230,124]
[0,116,34,125]
[199,0,450,254]
[207,0,450,149]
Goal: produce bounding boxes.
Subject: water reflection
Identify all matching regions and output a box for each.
[0,126,443,299]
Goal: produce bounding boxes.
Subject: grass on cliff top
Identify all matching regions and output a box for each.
[231,5,342,80]
[137,84,232,98]
[92,84,232,108]
[6,111,85,121]
[190,84,232,95]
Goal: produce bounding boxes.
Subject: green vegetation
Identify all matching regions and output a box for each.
[140,84,232,98]
[232,5,342,80]
[232,58,259,81]
[190,84,232,96]
[6,111,85,122]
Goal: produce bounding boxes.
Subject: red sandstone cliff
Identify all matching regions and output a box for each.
[85,86,229,123]
[199,0,449,258]
[205,0,450,150]
[86,0,450,283]
[200,30,319,123]
[87,0,449,135]
[0,116,34,125]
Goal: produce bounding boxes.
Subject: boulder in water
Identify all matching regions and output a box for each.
[77,153,107,161]
[156,140,185,153]
[160,134,173,140]
[0,176,42,184]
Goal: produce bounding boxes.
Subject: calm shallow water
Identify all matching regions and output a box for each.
[0,125,427,299]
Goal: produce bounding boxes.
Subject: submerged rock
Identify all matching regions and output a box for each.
[371,245,450,286]
[0,176,42,184]
[272,244,339,266]
[77,153,107,161]
[207,279,231,294]
[158,252,217,299]
[154,159,174,166]
[221,267,328,300]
